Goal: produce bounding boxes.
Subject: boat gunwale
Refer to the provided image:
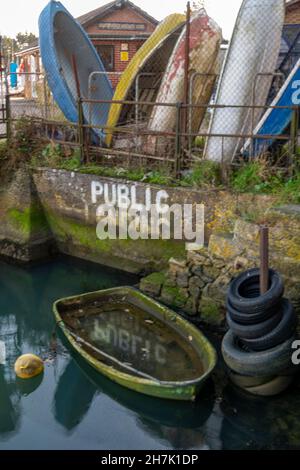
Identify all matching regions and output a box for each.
[53,286,217,390]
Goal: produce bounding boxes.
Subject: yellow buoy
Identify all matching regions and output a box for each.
[14,354,44,379]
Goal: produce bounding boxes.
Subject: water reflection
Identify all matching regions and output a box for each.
[0,256,138,445]
[54,361,97,432]
[75,304,203,382]
[0,369,20,438]
[53,352,215,449]
[1,256,300,449]
[220,380,300,450]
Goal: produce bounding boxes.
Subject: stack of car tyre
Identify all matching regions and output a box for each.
[222,268,298,397]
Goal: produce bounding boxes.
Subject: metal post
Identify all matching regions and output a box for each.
[260,226,269,295]
[5,94,11,142]
[183,1,191,139]
[175,102,182,177]
[290,107,299,163]
[77,98,85,164]
[43,76,48,120]
[72,54,81,99]
[251,72,284,158]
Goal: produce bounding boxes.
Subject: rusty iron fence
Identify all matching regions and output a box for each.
[2,2,300,177]
[4,84,300,177]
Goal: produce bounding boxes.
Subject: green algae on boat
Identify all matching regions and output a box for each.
[53,287,217,401]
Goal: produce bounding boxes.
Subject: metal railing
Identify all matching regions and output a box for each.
[3,68,299,177]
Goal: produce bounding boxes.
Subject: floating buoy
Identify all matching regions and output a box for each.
[14,354,44,379]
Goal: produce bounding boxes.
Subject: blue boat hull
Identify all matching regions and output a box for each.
[250,58,300,155]
[39,1,113,141]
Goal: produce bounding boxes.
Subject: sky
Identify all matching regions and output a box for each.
[0,0,243,40]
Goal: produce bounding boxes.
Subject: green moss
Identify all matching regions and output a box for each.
[200,297,223,326]
[161,285,188,308]
[140,271,166,296]
[141,272,166,286]
[45,210,186,270]
[7,205,49,236]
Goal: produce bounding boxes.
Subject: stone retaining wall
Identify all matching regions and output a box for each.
[0,167,55,263]
[1,166,300,328]
[140,209,300,326]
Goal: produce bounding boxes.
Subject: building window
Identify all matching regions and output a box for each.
[96,45,115,72]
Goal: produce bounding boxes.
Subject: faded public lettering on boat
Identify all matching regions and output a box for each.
[91,319,167,366]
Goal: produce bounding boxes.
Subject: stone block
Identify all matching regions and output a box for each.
[234,219,260,244]
[202,265,221,282]
[176,271,190,288]
[189,275,206,290]
[208,234,242,261]
[168,257,187,275]
[139,272,165,297]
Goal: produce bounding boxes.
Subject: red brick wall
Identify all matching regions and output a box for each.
[92,39,144,87]
[86,5,156,88]
[285,2,300,24]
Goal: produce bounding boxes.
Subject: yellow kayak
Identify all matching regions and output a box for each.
[105,13,186,147]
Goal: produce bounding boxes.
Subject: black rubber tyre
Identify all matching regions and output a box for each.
[228,370,275,388]
[226,307,282,334]
[240,299,297,352]
[228,268,284,314]
[243,375,293,397]
[226,297,277,325]
[222,330,296,377]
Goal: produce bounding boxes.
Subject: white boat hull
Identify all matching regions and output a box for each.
[147,9,222,150]
[204,0,285,163]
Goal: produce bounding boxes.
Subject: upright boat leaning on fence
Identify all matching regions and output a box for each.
[105,14,186,147]
[242,57,300,156]
[53,287,217,401]
[204,0,285,163]
[147,8,222,153]
[39,1,113,141]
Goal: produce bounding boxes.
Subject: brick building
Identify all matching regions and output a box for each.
[286,0,300,23]
[16,1,300,97]
[77,0,158,87]
[16,0,158,89]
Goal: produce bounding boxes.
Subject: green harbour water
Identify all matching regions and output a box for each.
[0,256,300,450]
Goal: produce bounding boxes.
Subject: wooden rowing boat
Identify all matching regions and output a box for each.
[204,0,285,163]
[53,287,217,401]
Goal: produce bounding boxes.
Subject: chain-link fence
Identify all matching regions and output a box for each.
[4,2,300,177]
